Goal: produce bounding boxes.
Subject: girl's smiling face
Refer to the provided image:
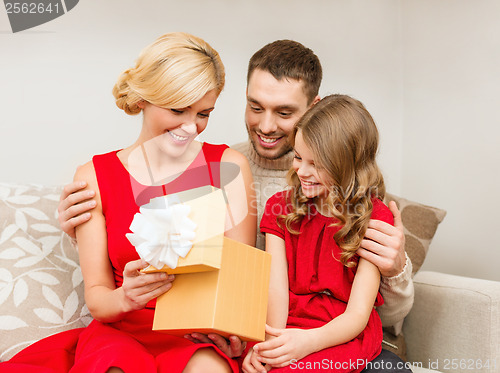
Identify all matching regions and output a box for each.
[292,130,331,202]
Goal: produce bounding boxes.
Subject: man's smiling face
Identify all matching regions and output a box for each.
[245,68,312,160]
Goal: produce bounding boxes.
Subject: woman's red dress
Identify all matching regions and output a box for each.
[1,143,239,373]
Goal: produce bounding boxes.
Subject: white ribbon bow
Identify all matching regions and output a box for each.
[126,195,197,269]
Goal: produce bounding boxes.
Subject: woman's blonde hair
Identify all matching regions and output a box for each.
[285,94,386,267]
[112,32,225,115]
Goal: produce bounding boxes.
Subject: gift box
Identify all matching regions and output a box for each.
[127,186,272,341]
[127,186,227,274]
[153,237,271,342]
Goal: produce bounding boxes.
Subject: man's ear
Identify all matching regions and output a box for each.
[311,95,321,107]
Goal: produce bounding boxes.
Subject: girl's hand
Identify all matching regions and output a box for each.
[242,348,269,373]
[121,259,175,312]
[253,324,316,368]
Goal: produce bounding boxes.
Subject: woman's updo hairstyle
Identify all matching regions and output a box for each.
[112,32,225,115]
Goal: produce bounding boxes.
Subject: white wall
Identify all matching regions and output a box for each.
[401,1,500,281]
[1,1,498,281]
[0,0,402,188]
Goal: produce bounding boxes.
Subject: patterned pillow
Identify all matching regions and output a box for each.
[384,193,447,275]
[0,183,92,361]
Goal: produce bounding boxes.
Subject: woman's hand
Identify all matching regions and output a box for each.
[184,333,246,358]
[251,325,316,369]
[121,259,175,312]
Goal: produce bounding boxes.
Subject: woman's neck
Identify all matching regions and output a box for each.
[118,140,202,186]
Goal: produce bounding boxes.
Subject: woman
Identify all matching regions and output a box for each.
[3,32,256,373]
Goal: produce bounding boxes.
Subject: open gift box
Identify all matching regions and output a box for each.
[154,236,271,342]
[126,186,271,342]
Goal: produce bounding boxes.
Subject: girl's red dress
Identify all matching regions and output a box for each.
[1,143,239,373]
[259,190,393,373]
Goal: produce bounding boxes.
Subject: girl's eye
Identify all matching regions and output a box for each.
[198,113,210,119]
[171,109,184,114]
[293,154,301,161]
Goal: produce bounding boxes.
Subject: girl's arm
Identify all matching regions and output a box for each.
[265,233,289,328]
[312,258,381,350]
[74,161,174,323]
[220,148,257,246]
[254,258,381,368]
[242,233,289,373]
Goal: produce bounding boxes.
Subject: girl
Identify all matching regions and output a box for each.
[243,94,393,373]
[2,32,255,373]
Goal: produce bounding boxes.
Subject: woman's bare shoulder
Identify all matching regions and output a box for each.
[221,147,250,167]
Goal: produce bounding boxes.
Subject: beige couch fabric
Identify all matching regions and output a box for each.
[0,183,91,361]
[405,271,500,373]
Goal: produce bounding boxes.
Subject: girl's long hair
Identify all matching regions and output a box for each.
[284,94,385,267]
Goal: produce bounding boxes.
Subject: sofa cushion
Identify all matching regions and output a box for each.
[384,193,446,275]
[0,183,91,361]
[405,271,500,373]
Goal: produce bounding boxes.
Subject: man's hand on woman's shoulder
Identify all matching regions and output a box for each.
[58,180,96,239]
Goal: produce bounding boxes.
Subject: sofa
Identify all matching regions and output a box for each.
[1,181,499,372]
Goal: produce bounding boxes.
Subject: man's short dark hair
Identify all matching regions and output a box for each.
[247,40,322,104]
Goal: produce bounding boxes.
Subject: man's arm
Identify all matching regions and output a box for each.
[357,201,414,329]
[377,253,414,333]
[58,180,96,239]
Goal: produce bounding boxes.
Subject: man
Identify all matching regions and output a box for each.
[58,40,413,372]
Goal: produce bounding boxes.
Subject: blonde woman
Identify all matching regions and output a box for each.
[244,95,394,373]
[2,32,255,373]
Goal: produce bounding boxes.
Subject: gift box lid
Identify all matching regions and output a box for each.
[133,186,227,274]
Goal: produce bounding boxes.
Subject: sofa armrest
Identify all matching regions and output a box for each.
[404,271,500,373]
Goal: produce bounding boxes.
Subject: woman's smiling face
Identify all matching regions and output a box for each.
[138,90,218,158]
